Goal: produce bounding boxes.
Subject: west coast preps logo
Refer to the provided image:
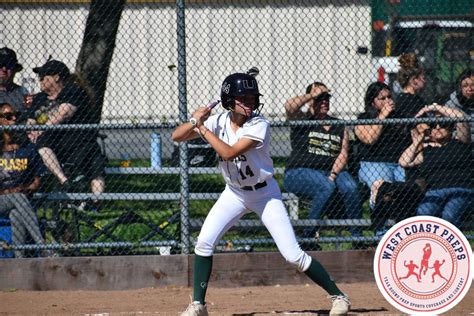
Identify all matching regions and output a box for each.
[374,216,472,315]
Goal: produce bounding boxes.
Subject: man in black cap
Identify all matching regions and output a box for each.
[28,59,106,198]
[0,47,28,114]
[283,82,362,246]
[32,60,71,82]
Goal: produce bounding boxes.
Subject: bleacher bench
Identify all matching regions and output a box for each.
[34,166,372,227]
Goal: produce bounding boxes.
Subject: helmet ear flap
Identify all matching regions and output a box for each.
[222,98,235,111]
[254,95,260,110]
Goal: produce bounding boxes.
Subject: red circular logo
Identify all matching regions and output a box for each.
[374,216,472,314]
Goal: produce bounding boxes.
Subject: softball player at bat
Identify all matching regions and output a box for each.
[172,72,351,316]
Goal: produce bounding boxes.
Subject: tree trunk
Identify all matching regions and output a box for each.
[76,0,126,123]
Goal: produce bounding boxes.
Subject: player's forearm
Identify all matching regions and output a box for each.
[171,123,199,142]
[198,126,234,160]
[198,125,251,161]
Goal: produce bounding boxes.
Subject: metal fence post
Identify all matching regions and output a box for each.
[176,0,191,255]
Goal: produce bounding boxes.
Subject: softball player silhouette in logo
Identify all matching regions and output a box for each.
[429,259,448,283]
[398,260,421,282]
[419,243,432,277]
[172,70,351,316]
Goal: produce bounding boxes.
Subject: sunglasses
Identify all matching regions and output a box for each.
[0,112,18,121]
[429,122,452,129]
[314,97,331,104]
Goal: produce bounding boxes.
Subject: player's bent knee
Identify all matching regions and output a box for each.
[194,239,215,257]
[283,250,312,272]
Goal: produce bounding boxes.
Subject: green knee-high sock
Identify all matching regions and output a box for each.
[193,254,213,304]
[304,258,343,296]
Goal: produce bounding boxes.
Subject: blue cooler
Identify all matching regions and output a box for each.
[0,218,13,258]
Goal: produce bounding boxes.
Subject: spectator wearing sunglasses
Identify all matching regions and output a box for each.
[399,107,472,227]
[0,103,51,257]
[27,60,106,196]
[0,47,29,117]
[284,82,362,242]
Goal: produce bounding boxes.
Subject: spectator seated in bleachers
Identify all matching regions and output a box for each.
[0,103,51,258]
[27,59,106,197]
[394,53,427,119]
[283,82,362,239]
[399,105,473,228]
[0,47,30,118]
[445,69,473,145]
[355,82,424,233]
[355,82,406,206]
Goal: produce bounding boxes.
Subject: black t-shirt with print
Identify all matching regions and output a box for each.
[419,141,473,189]
[287,115,345,171]
[30,83,97,158]
[31,83,93,125]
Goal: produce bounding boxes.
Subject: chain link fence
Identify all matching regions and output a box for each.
[0,0,472,258]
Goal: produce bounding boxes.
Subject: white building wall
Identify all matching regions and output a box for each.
[0,1,372,122]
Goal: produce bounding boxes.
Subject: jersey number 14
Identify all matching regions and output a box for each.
[238,165,254,180]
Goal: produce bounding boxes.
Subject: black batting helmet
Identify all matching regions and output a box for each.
[220,73,262,110]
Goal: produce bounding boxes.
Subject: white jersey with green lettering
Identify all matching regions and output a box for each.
[204,112,274,188]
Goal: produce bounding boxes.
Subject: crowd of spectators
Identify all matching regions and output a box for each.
[1,47,106,195]
[284,53,472,239]
[1,47,106,257]
[0,45,471,256]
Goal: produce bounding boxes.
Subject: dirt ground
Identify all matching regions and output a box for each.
[0,282,472,315]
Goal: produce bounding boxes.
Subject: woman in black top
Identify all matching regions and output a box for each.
[355,82,408,209]
[399,106,472,227]
[284,82,361,238]
[394,53,426,118]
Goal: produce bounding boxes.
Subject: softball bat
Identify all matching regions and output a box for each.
[207,100,221,109]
